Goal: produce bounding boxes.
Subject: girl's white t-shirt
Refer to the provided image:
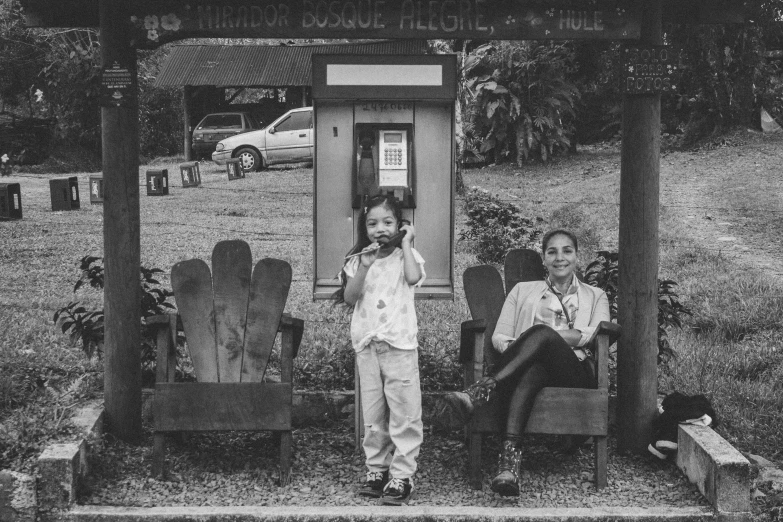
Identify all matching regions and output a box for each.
[344,247,426,353]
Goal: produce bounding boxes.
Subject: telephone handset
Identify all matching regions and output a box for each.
[344,222,410,260]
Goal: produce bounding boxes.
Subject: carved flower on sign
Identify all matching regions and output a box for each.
[161,14,181,31]
[144,15,159,30]
[147,29,159,41]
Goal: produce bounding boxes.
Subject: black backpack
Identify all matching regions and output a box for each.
[648,392,718,460]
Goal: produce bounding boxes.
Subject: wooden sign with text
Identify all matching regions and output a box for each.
[20,0,745,34]
[621,45,680,95]
[124,0,641,47]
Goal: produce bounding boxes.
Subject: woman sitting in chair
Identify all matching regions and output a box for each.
[444,229,610,496]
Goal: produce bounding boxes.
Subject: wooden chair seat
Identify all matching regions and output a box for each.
[460,249,620,490]
[150,240,303,484]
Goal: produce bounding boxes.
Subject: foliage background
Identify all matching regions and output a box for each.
[3,0,783,166]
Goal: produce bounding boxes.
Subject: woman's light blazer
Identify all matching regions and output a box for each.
[491,280,610,352]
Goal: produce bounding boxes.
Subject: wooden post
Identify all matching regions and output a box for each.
[100,0,142,443]
[183,85,192,161]
[617,0,662,453]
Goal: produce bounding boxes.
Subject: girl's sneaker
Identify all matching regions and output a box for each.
[380,477,413,505]
[358,470,388,498]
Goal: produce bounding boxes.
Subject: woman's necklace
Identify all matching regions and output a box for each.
[545,277,574,329]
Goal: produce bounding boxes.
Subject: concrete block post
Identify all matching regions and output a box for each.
[0,470,37,522]
[37,442,86,508]
[677,424,751,521]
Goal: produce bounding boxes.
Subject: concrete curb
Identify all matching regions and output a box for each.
[37,400,104,510]
[0,469,37,522]
[676,425,752,522]
[64,505,717,522]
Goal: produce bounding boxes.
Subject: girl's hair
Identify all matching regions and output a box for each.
[332,194,403,305]
[541,229,579,253]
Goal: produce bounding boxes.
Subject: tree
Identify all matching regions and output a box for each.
[0,0,46,114]
[460,41,579,165]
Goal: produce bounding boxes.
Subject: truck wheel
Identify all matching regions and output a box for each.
[236,148,263,172]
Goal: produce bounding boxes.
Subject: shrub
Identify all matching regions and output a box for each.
[53,255,178,382]
[0,362,99,472]
[418,338,462,392]
[295,340,355,391]
[138,48,183,158]
[460,187,544,264]
[584,250,691,363]
[460,41,579,165]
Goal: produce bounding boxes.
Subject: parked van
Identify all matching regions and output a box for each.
[212,107,313,172]
[191,111,261,159]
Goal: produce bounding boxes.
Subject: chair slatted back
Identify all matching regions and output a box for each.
[242,258,292,382]
[172,240,292,383]
[171,258,219,382]
[463,249,545,369]
[212,240,253,382]
[503,249,546,294]
[462,265,506,368]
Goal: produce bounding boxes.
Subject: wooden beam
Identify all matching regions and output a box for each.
[100,0,142,443]
[21,0,745,36]
[183,85,192,161]
[617,0,661,453]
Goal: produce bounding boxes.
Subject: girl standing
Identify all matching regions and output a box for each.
[335,195,425,505]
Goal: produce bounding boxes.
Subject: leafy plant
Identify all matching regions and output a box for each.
[460,187,543,264]
[460,41,579,165]
[584,250,692,363]
[295,340,355,391]
[137,47,184,158]
[53,255,177,374]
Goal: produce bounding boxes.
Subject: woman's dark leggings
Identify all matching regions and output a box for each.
[492,324,594,438]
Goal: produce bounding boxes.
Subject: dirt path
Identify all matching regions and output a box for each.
[659,131,783,279]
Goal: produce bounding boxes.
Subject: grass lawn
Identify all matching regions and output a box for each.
[1,130,782,476]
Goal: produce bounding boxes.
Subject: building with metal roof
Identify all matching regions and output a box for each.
[155,39,429,159]
[155,40,429,88]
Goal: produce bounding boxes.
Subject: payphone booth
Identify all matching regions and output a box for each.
[312,54,457,300]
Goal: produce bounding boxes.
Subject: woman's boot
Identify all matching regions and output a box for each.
[436,376,497,425]
[491,440,522,496]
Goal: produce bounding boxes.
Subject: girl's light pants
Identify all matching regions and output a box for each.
[356,340,423,480]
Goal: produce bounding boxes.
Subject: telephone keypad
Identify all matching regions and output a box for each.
[384,148,404,166]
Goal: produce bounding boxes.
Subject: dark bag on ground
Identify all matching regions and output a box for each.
[648,391,718,460]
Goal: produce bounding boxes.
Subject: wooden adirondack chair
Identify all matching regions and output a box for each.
[150,239,304,483]
[460,249,621,490]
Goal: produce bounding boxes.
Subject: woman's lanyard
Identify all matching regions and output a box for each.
[545,279,575,329]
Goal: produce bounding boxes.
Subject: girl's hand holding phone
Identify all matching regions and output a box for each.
[359,243,380,267]
[400,222,415,245]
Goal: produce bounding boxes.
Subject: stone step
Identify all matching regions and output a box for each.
[65,505,716,522]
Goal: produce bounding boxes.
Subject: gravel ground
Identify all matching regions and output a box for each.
[81,423,709,508]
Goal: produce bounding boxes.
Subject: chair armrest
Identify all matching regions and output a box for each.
[146,313,178,383]
[145,314,171,326]
[585,321,620,390]
[279,313,304,359]
[145,313,183,331]
[585,321,621,348]
[459,319,487,364]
